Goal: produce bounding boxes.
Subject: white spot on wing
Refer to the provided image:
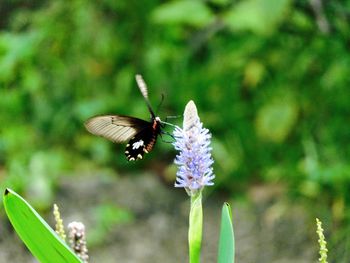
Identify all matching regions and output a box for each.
[132,140,144,149]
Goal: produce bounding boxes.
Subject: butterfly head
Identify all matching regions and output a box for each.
[154,116,167,129]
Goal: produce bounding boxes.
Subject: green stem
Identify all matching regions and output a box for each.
[189,192,203,263]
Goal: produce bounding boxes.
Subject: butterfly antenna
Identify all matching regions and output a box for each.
[159,115,182,128]
[160,120,178,128]
[135,74,156,118]
[165,115,182,121]
[161,130,175,138]
[160,138,175,143]
[155,93,165,115]
[160,131,175,143]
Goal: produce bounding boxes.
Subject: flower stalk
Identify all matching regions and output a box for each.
[316,218,328,263]
[189,192,203,263]
[53,204,66,241]
[68,221,89,263]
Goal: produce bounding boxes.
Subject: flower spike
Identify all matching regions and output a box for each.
[173,100,215,195]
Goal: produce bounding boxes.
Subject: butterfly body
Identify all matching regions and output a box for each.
[85,75,163,161]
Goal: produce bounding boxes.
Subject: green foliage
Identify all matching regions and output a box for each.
[151,0,214,27]
[3,188,82,263]
[88,203,134,246]
[255,94,298,143]
[224,0,292,35]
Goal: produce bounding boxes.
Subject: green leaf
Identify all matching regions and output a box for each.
[3,188,83,263]
[223,0,291,35]
[218,203,235,263]
[0,32,39,81]
[151,0,214,27]
[255,95,298,143]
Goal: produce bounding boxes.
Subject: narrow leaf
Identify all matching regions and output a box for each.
[218,202,235,263]
[3,188,83,263]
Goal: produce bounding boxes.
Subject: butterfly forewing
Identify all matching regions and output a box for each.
[85,115,150,143]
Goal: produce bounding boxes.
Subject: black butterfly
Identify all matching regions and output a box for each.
[85,75,164,161]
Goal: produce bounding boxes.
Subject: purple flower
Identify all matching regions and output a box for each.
[173,101,215,195]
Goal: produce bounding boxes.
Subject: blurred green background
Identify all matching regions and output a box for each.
[1,0,350,261]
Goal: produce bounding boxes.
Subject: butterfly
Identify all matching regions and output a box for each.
[84,75,164,161]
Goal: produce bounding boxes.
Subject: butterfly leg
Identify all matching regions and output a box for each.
[159,131,175,143]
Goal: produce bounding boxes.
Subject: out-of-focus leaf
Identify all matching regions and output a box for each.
[321,60,349,89]
[299,139,350,185]
[291,10,314,31]
[0,32,39,81]
[151,0,214,27]
[212,138,241,177]
[243,60,265,88]
[255,95,298,143]
[22,68,44,92]
[209,0,231,6]
[3,188,82,263]
[88,203,134,246]
[223,0,291,35]
[27,151,67,209]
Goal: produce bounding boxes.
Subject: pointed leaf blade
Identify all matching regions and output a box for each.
[218,202,235,263]
[3,188,82,263]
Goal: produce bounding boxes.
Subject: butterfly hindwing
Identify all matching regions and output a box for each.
[125,119,161,161]
[85,115,150,143]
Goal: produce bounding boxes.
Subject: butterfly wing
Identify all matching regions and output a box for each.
[125,119,161,161]
[84,115,150,143]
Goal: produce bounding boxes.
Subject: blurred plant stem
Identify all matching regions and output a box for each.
[189,192,203,263]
